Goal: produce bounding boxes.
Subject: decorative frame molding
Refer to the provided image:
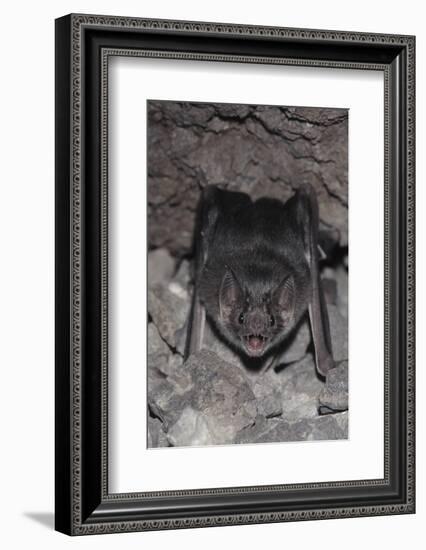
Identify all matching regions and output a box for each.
[55,13,415,535]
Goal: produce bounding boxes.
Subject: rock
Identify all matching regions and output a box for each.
[335,264,348,319]
[278,355,325,420]
[167,406,214,447]
[146,249,349,447]
[147,364,193,430]
[321,277,338,305]
[167,280,189,302]
[148,323,170,375]
[240,354,324,422]
[148,322,184,377]
[319,361,348,413]
[147,101,348,256]
[323,265,348,319]
[158,350,257,446]
[148,416,169,448]
[250,369,283,418]
[174,324,188,357]
[148,336,349,446]
[148,248,175,288]
[173,259,192,289]
[215,103,252,120]
[147,376,183,429]
[201,319,247,370]
[327,304,348,361]
[236,411,348,444]
[166,353,184,375]
[148,322,168,355]
[275,319,311,365]
[148,284,189,349]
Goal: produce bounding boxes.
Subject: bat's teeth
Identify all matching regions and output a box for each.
[245,334,267,355]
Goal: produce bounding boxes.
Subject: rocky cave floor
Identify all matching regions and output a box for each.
[147,248,348,449]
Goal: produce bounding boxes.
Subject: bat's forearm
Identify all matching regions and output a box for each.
[185,291,206,359]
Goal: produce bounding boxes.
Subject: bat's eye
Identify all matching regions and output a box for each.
[269,315,275,327]
[238,313,244,324]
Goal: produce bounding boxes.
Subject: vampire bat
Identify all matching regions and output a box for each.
[185,184,334,377]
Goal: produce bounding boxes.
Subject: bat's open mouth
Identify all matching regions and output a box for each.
[244,334,268,356]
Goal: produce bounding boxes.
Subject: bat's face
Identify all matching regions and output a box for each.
[219,269,296,358]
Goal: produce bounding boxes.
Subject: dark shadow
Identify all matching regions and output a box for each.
[24,512,54,530]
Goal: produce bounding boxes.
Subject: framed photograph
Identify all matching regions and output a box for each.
[55,14,415,535]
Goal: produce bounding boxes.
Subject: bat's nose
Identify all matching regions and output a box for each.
[246,311,267,334]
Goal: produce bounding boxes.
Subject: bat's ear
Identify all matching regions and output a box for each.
[219,268,243,320]
[273,275,295,322]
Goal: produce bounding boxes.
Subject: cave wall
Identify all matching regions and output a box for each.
[147,100,348,257]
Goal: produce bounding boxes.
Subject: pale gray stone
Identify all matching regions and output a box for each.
[147,364,193,430]
[160,350,257,447]
[275,319,311,365]
[201,319,247,370]
[278,355,325,421]
[146,233,349,448]
[328,304,348,361]
[250,369,283,418]
[173,259,192,289]
[148,284,189,349]
[148,248,175,288]
[319,361,349,413]
[148,323,184,377]
[148,416,169,448]
[236,411,348,444]
[167,407,214,447]
[174,324,188,357]
[148,323,170,373]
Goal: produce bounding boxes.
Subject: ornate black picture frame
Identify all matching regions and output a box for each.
[55,13,415,535]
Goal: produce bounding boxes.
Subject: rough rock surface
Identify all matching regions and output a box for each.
[147,250,349,447]
[327,305,348,361]
[236,412,348,444]
[278,356,326,421]
[319,361,349,413]
[148,416,169,448]
[274,320,311,365]
[148,284,189,350]
[148,101,348,257]
[147,246,348,447]
[146,101,349,448]
[148,248,175,288]
[148,323,183,377]
[148,350,257,447]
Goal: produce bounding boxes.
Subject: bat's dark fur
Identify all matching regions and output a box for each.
[185,184,334,376]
